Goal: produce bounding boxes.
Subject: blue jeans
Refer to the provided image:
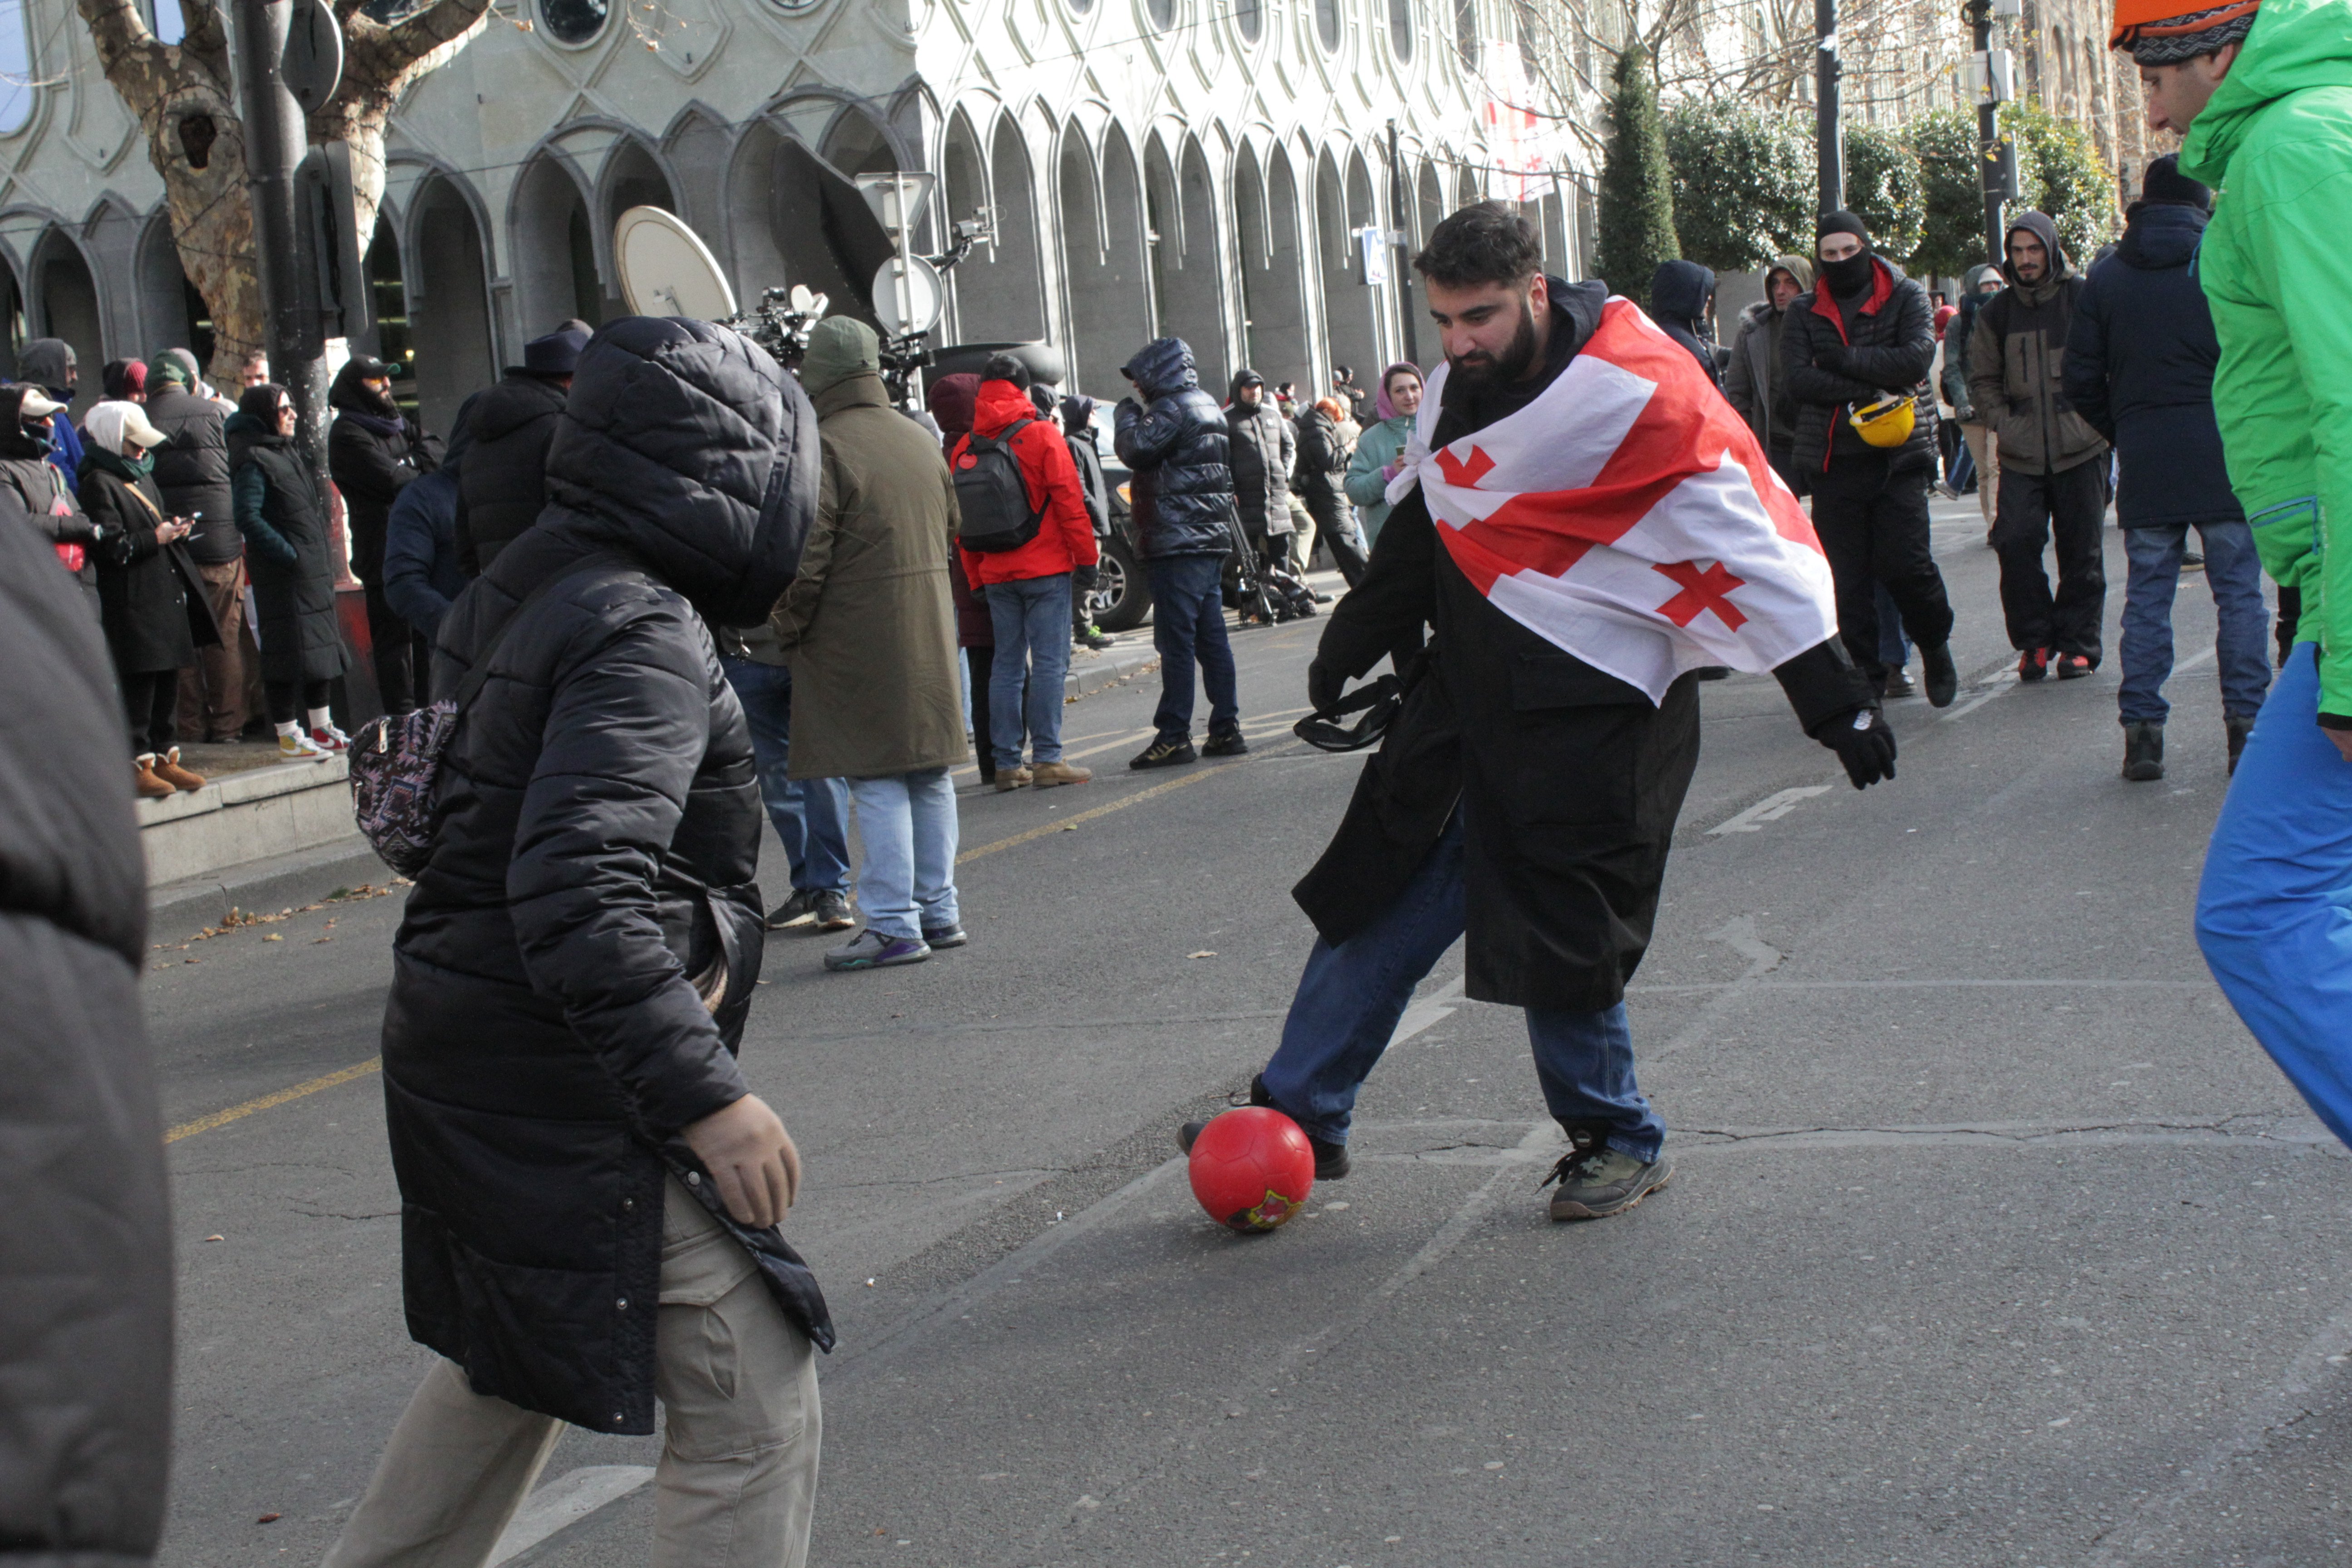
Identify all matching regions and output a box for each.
[986,573,1072,769]
[2197,644,2352,1145]
[847,768,960,941]
[1145,553,1240,740]
[720,656,851,897]
[1259,811,1667,1160]
[2118,521,2271,725]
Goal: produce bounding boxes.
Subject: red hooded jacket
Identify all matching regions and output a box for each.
[953,378,1099,586]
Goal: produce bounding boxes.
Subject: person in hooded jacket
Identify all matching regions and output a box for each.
[1967,209,2112,681]
[80,400,218,798]
[323,316,829,1568]
[1117,335,1248,768]
[1344,362,1423,548]
[229,382,350,758]
[0,492,174,1568]
[772,318,968,973]
[1062,393,1117,649]
[2064,154,2269,783]
[454,320,590,577]
[1649,259,1723,389]
[381,392,478,645]
[0,384,101,618]
[328,355,426,711]
[147,354,250,743]
[1225,368,1296,584]
[1948,265,2005,527]
[18,338,84,483]
[1294,395,1369,587]
[1723,255,1814,490]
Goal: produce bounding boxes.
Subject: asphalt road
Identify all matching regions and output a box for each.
[151,498,2351,1568]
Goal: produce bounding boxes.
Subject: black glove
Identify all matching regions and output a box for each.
[1073,563,1100,591]
[1818,706,1897,789]
[1308,658,1345,715]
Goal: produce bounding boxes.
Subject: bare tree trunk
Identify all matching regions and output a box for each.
[72,0,493,389]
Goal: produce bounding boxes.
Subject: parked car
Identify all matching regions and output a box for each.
[1090,434,1152,633]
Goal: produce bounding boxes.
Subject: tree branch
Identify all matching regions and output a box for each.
[176,0,229,80]
[74,0,165,92]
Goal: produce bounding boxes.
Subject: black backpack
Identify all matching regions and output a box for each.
[954,420,1046,553]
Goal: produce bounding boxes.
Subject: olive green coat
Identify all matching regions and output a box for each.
[773,371,967,779]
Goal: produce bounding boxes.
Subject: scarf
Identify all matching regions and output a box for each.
[88,442,155,482]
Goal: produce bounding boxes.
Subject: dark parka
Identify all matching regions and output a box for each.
[1723,255,1814,454]
[1298,278,1874,1012]
[1648,260,1722,388]
[327,363,420,587]
[0,505,173,1565]
[454,371,568,576]
[1964,211,2108,476]
[2061,201,2238,527]
[0,388,98,613]
[144,382,239,566]
[1778,254,1940,475]
[1224,375,1295,539]
[1114,337,1238,559]
[387,317,829,1436]
[1292,402,1353,531]
[229,409,350,685]
[80,451,220,675]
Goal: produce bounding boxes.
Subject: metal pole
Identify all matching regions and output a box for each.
[231,0,328,483]
[1970,0,2004,267]
[1387,120,1418,367]
[1816,0,1843,211]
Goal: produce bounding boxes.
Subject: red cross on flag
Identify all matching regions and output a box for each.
[1390,297,1837,702]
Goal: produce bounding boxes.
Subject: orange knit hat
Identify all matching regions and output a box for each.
[2111,0,2258,59]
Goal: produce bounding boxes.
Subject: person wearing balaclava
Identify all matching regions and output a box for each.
[1779,210,1960,707]
[1965,208,2111,684]
[769,316,969,973]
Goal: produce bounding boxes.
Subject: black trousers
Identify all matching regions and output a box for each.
[266,678,333,726]
[1809,455,1955,683]
[1992,460,2107,661]
[121,668,181,756]
[351,515,429,714]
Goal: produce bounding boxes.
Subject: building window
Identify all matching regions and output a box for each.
[1314,0,1342,50]
[1145,0,1174,29]
[1235,0,1261,40]
[1390,0,1412,58]
[1515,0,1538,76]
[0,0,31,135]
[1453,0,1475,67]
[539,0,609,45]
[1067,0,1093,12]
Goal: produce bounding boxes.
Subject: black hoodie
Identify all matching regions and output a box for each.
[1648,260,1722,388]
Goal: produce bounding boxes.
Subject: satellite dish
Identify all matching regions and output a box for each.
[614,206,738,322]
[789,284,824,315]
[281,0,344,113]
[872,255,944,337]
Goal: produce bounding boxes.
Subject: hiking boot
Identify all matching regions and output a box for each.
[2017,647,2050,683]
[1921,642,1958,708]
[1202,725,1250,757]
[1131,735,1198,769]
[133,755,176,799]
[2121,720,2166,782]
[995,764,1033,792]
[152,747,207,791]
[2056,652,2095,681]
[1031,760,1093,788]
[1880,665,1917,700]
[766,890,820,931]
[812,891,856,931]
[823,928,929,971]
[921,922,968,949]
[2227,714,2256,775]
[1541,1141,1673,1220]
[1079,626,1116,650]
[1177,1084,1351,1181]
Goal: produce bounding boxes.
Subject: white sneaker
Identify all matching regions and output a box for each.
[279,730,329,760]
[309,723,351,754]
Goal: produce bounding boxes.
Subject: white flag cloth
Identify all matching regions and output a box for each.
[1392,297,1838,703]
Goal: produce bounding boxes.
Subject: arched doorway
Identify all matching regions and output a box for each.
[510,153,603,334]
[1141,134,1225,390]
[1315,151,1377,395]
[603,138,678,232]
[32,231,103,416]
[363,216,416,419]
[1232,146,1310,392]
[942,111,1046,343]
[409,179,496,440]
[1057,125,1153,397]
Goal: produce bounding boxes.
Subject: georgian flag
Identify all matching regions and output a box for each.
[1387,297,1838,703]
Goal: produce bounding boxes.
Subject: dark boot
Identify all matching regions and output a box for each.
[2121,720,2166,782]
[1921,642,1958,708]
[2227,714,2256,775]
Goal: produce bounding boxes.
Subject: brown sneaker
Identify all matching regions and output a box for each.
[994,765,1033,792]
[1030,760,1093,788]
[133,755,176,799]
[152,746,207,792]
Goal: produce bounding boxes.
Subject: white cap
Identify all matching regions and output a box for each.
[84,399,169,456]
[16,387,63,418]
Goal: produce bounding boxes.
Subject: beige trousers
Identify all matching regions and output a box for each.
[1286,500,1317,576]
[1961,423,1999,528]
[323,1176,821,1568]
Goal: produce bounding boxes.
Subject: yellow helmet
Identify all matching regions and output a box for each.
[1849,393,1916,449]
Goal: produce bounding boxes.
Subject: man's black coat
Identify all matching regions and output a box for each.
[1298,279,1872,1011]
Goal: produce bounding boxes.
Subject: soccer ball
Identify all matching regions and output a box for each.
[1187,1106,1316,1232]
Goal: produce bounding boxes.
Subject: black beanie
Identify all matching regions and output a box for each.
[2140,154,2213,211]
[1817,210,1872,248]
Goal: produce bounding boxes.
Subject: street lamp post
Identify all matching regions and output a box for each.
[1969,0,2005,267]
[1816,0,1844,211]
[231,0,331,485]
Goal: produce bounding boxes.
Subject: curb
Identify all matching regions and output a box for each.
[1064,638,1159,699]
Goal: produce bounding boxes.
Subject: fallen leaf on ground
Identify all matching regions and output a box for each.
[1187,951,1216,959]
[203,1235,224,1243]
[256,1512,281,1524]
[263,934,283,942]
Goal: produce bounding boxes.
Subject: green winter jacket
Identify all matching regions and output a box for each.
[2182,0,2352,717]
[1344,413,1414,545]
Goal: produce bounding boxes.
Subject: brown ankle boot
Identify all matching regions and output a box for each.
[133,755,176,799]
[152,746,207,792]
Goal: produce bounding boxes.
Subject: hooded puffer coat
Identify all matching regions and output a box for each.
[1964,211,2108,476]
[145,382,239,566]
[1223,372,1294,539]
[1113,337,1238,559]
[454,371,568,576]
[1779,253,1940,475]
[0,506,173,1566]
[1648,260,1722,388]
[386,316,829,1436]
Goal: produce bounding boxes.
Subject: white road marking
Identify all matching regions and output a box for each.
[1938,670,2018,722]
[1706,784,1832,835]
[1391,975,1465,1045]
[487,1465,656,1564]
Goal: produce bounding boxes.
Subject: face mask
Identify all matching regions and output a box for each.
[1820,249,1875,296]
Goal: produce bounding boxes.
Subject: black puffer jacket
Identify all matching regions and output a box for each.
[0,505,172,1564]
[387,316,828,1436]
[1779,254,1939,475]
[2062,201,2238,526]
[229,412,349,685]
[1114,337,1236,559]
[1293,403,1352,525]
[455,371,567,576]
[1224,375,1294,538]
[146,383,239,565]
[81,452,219,676]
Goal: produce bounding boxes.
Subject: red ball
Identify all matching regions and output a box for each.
[1188,1106,1316,1232]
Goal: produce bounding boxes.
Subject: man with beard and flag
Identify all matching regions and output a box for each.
[1181,203,1893,1222]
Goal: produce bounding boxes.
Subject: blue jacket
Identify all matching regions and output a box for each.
[383,469,463,639]
[1113,337,1237,559]
[2062,201,2243,527]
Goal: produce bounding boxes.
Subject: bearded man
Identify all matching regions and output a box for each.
[1181,203,1894,1223]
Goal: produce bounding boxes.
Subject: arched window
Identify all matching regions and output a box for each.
[1315,0,1342,50]
[1389,0,1412,59]
[1145,0,1174,29]
[0,0,33,136]
[1235,0,1262,41]
[539,0,609,45]
[1453,0,1476,69]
